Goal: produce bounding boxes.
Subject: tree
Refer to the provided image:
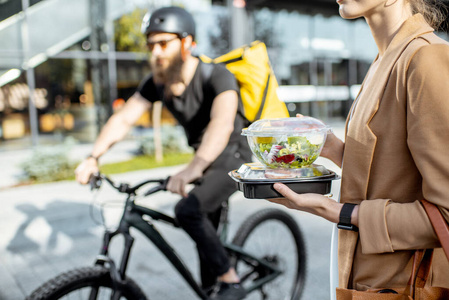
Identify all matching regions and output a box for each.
[114,8,148,52]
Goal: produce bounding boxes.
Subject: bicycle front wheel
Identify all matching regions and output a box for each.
[26,266,147,300]
[232,208,306,300]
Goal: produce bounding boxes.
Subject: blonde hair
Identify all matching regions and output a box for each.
[410,0,448,30]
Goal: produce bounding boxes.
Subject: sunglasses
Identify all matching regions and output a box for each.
[147,37,179,51]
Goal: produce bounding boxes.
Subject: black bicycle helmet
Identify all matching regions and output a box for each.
[141,6,196,39]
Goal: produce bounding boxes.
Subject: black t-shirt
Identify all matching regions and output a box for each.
[137,61,248,150]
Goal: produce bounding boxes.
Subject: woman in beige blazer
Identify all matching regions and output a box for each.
[270,0,449,294]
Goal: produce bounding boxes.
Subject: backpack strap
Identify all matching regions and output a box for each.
[255,72,271,121]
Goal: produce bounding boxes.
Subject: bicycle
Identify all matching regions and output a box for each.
[26,173,307,300]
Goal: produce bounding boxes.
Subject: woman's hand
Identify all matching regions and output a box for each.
[269,183,342,223]
[296,113,344,167]
[320,132,344,167]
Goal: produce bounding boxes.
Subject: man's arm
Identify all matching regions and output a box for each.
[194,89,238,167]
[166,90,238,196]
[75,92,152,184]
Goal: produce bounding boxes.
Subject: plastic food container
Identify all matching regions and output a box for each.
[229,163,339,199]
[242,117,331,169]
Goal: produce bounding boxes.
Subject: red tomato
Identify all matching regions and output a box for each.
[275,154,295,163]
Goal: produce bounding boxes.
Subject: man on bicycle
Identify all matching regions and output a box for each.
[75,6,251,300]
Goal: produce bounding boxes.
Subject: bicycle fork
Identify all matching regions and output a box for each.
[92,224,135,299]
[91,206,210,300]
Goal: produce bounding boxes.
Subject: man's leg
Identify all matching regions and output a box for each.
[175,140,251,298]
[200,208,223,290]
[175,195,231,284]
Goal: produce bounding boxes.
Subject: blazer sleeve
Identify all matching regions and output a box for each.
[405,44,449,215]
[358,44,449,253]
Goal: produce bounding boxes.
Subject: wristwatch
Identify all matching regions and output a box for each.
[337,203,359,232]
[87,154,99,161]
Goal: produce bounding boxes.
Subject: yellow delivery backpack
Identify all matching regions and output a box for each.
[200,41,289,123]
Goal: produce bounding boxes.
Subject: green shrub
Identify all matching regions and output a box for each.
[20,137,77,183]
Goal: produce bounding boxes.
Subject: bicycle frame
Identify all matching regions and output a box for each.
[93,183,282,299]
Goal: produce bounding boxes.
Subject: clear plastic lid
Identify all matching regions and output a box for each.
[232,162,333,181]
[241,117,331,137]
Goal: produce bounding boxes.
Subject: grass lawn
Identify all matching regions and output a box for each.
[100,152,193,174]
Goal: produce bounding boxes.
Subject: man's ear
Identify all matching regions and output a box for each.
[180,35,196,61]
[183,35,195,49]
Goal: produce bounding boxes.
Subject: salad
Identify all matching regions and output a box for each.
[253,136,322,168]
[242,117,330,169]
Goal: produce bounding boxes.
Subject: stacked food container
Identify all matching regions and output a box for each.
[229,117,340,199]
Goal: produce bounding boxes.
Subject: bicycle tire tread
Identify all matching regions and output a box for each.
[25,266,147,300]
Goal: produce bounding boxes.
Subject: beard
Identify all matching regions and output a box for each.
[151,51,183,85]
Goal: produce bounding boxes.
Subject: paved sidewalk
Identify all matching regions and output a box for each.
[0,166,339,300]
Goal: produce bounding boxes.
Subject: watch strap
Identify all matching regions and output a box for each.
[87,154,99,161]
[337,203,358,232]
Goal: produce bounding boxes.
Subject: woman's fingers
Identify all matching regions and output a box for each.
[273,182,297,199]
[269,183,301,209]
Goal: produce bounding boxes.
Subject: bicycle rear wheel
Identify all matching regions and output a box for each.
[232,208,306,300]
[26,266,147,300]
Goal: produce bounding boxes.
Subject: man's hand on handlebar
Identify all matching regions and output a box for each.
[75,157,100,185]
[166,166,203,197]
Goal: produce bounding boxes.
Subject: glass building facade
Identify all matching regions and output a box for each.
[0,0,447,149]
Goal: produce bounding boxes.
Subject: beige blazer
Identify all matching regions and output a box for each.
[339,14,449,290]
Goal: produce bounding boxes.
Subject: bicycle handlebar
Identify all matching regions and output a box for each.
[89,173,202,197]
[89,173,168,196]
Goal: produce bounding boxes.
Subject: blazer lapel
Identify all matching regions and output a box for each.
[342,14,433,202]
[338,14,434,289]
